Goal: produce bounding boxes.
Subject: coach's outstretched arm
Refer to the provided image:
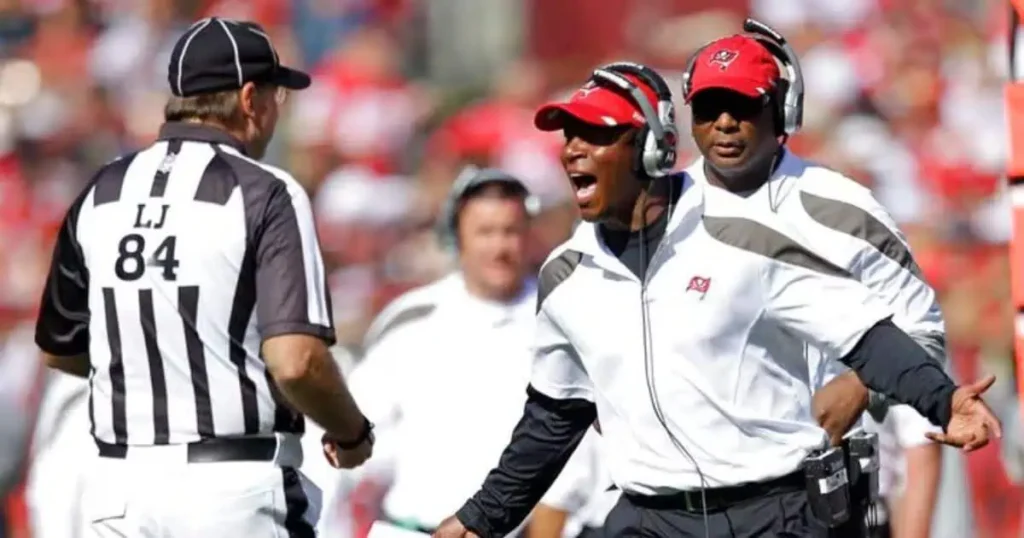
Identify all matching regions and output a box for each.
[435,281,598,538]
[255,178,370,469]
[449,386,596,538]
[760,237,1001,450]
[807,186,948,443]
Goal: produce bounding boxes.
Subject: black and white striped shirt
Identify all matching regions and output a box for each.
[35,122,335,445]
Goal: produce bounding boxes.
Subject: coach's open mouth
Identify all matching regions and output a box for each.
[569,173,597,204]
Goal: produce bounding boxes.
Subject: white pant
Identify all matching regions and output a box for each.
[26,373,91,538]
[80,444,322,537]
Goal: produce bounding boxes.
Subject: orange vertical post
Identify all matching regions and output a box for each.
[1007,0,1024,419]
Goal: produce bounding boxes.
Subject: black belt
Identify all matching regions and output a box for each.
[96,437,278,463]
[624,470,804,513]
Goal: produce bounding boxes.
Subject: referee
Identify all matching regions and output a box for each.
[34,17,372,537]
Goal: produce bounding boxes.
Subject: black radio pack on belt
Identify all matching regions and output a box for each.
[802,446,851,528]
[846,431,880,506]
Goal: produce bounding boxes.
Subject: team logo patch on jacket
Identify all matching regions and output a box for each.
[686,276,712,299]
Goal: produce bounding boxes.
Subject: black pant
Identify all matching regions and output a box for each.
[603,489,867,537]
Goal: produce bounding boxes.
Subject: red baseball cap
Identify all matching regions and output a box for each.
[534,73,657,131]
[686,35,780,101]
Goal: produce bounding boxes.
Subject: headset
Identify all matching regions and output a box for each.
[435,165,539,251]
[588,61,679,180]
[681,18,805,137]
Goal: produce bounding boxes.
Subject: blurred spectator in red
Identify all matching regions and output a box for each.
[423,60,558,185]
[88,0,187,146]
[419,58,570,257]
[289,0,413,68]
[314,166,424,346]
[288,23,430,189]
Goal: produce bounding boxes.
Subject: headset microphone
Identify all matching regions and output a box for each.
[742,18,805,136]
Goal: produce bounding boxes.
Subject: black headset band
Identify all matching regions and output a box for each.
[597,61,673,102]
[589,64,670,144]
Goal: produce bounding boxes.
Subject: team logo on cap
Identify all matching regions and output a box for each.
[708,50,739,71]
[575,81,598,99]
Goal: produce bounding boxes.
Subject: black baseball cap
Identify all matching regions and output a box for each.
[167,17,311,97]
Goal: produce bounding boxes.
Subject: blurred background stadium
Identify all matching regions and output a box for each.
[0,0,1021,536]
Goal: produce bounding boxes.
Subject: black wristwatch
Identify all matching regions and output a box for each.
[334,417,374,450]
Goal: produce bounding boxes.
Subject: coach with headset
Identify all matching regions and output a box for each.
[682,20,963,538]
[432,37,1001,538]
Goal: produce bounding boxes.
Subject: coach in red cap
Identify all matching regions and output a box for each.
[531,72,672,228]
[685,34,785,191]
[684,31,967,538]
[686,35,781,101]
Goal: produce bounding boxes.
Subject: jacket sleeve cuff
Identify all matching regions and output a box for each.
[933,384,956,430]
[456,499,494,538]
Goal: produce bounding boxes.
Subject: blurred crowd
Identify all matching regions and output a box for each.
[0,0,1022,536]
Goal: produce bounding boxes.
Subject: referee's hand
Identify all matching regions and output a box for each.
[432,516,480,538]
[926,375,1003,452]
[321,433,372,469]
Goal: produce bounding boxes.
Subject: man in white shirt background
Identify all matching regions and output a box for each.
[861,407,941,538]
[680,24,954,538]
[0,316,40,538]
[326,166,594,537]
[0,312,96,538]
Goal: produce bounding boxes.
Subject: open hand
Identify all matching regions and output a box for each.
[321,432,372,469]
[432,515,480,538]
[925,375,1003,452]
[812,371,869,446]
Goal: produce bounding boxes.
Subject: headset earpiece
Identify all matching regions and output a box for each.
[435,165,478,252]
[632,127,651,179]
[748,35,790,138]
[589,62,678,181]
[742,19,804,135]
[771,78,790,137]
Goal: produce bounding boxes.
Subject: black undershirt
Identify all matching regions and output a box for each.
[599,185,682,280]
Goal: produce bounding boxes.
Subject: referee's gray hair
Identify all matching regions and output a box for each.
[164,89,242,124]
